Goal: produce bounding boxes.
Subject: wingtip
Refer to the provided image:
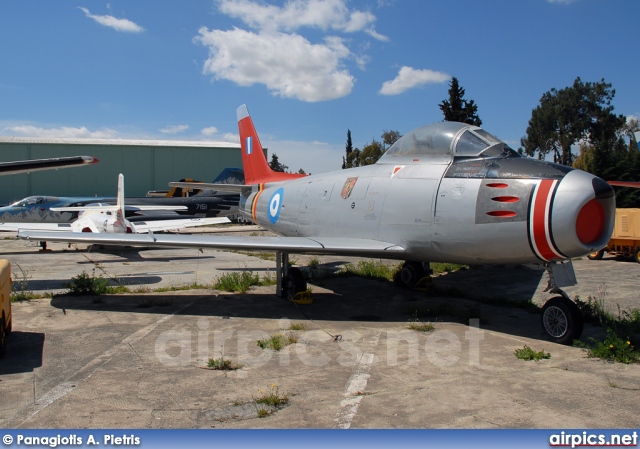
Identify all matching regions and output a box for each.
[236,104,249,122]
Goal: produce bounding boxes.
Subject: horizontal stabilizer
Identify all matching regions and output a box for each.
[168,182,250,194]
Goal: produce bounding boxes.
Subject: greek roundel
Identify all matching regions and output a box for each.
[268,188,284,223]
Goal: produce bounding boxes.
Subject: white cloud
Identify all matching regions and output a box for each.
[223,132,239,142]
[3,125,118,139]
[160,124,189,134]
[79,7,144,33]
[195,28,354,102]
[201,126,218,136]
[379,66,450,95]
[217,0,388,41]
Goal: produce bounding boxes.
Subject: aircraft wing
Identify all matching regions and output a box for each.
[50,205,188,212]
[0,156,98,175]
[168,182,251,195]
[0,222,73,232]
[17,230,406,257]
[130,217,231,233]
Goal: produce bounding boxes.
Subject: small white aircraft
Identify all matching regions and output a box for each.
[0,173,230,235]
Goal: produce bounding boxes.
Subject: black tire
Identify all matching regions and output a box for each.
[394,261,427,289]
[587,249,605,260]
[541,296,583,345]
[0,315,6,359]
[284,267,307,299]
[634,249,640,264]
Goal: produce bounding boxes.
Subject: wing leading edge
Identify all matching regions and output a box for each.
[17,231,406,258]
[0,156,98,175]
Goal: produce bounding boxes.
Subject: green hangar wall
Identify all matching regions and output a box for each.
[0,137,242,205]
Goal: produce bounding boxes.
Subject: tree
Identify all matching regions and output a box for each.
[342,129,353,169]
[357,130,402,166]
[439,77,482,126]
[520,77,624,166]
[574,123,640,208]
[269,153,288,173]
[359,140,384,166]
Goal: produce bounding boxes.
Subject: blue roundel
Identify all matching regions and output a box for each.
[268,188,284,224]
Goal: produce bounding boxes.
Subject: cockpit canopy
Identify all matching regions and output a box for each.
[11,196,47,207]
[378,121,517,164]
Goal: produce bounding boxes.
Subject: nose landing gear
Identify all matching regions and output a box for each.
[540,261,584,345]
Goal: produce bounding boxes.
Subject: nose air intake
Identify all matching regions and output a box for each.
[548,171,615,260]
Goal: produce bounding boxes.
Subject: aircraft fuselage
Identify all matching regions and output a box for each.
[242,136,614,266]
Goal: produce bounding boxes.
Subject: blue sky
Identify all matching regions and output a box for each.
[1,0,638,175]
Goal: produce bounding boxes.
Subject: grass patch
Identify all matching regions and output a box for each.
[11,263,50,301]
[254,384,288,412]
[288,322,308,331]
[206,356,242,371]
[577,330,640,364]
[214,271,260,293]
[514,345,551,361]
[152,282,210,293]
[407,318,435,332]
[64,270,116,296]
[573,285,640,364]
[431,262,468,275]
[341,260,400,281]
[257,333,297,351]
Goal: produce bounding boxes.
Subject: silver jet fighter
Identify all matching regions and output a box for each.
[20,105,616,344]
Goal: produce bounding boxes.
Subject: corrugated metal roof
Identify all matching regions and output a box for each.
[0,136,241,149]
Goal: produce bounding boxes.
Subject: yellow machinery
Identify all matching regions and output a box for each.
[588,208,640,263]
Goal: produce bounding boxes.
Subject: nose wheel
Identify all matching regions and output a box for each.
[541,296,583,345]
[541,262,583,344]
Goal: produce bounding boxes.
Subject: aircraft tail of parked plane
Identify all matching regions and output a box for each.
[237,105,307,185]
[0,173,229,234]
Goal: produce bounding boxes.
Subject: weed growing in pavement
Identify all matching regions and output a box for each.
[514,345,551,361]
[257,333,297,351]
[341,260,400,282]
[214,270,260,293]
[288,322,308,331]
[10,263,48,301]
[576,330,640,364]
[573,284,640,364]
[64,269,112,296]
[253,384,289,418]
[206,356,242,371]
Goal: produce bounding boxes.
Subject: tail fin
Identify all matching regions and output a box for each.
[116,173,126,223]
[237,105,307,185]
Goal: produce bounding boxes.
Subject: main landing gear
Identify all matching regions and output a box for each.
[394,261,432,289]
[540,261,583,345]
[275,252,307,299]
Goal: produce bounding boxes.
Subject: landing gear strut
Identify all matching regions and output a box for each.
[540,261,583,345]
[275,251,307,299]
